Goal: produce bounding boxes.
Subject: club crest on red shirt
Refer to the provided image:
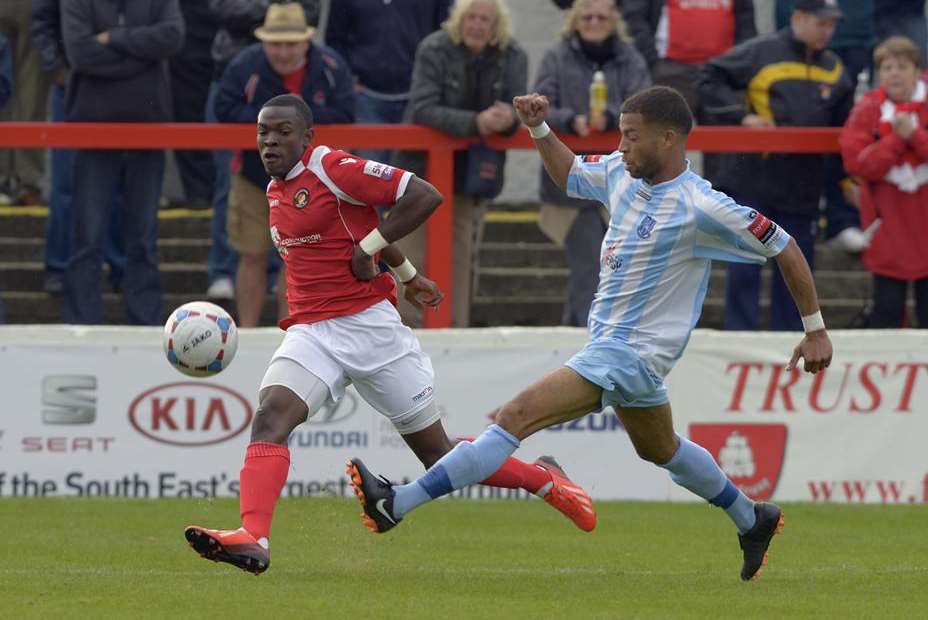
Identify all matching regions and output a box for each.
[293,188,310,209]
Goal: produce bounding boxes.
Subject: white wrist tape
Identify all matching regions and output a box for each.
[801,310,826,333]
[528,122,551,139]
[391,258,417,283]
[359,228,388,256]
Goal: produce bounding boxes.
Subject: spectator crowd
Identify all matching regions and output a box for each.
[0,0,927,329]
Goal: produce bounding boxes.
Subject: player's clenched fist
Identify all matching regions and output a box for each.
[404,274,444,311]
[513,93,549,128]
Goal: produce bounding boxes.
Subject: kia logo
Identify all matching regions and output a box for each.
[128,382,253,447]
[307,392,358,425]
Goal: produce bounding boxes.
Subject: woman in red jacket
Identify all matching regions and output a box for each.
[840,36,928,328]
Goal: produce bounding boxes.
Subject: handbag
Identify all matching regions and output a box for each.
[462,141,505,199]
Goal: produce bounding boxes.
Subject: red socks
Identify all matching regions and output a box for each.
[458,437,552,494]
[481,457,552,494]
[237,437,551,540]
[239,441,290,540]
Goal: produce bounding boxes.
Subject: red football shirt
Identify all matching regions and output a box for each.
[266,145,413,328]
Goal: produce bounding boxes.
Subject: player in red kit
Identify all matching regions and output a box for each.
[183,94,597,574]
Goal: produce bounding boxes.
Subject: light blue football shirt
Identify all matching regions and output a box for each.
[566,152,792,377]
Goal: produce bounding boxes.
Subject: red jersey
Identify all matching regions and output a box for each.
[840,84,928,280]
[266,145,413,328]
[661,0,735,65]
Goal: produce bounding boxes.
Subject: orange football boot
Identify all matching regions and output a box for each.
[534,456,597,532]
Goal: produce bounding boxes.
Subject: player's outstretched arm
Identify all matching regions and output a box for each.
[775,239,833,374]
[514,93,576,192]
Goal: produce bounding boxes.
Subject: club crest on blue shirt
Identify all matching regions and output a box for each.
[637,215,657,239]
[294,188,310,209]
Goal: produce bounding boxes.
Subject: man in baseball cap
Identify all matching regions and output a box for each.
[793,0,844,21]
[698,0,853,331]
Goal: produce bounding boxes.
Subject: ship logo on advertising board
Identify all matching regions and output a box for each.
[688,423,787,501]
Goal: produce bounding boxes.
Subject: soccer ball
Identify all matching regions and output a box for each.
[163,301,238,378]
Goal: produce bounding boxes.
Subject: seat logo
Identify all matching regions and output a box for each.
[42,375,96,424]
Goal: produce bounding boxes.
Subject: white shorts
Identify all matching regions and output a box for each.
[260,300,438,435]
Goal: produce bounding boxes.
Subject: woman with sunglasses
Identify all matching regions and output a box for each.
[534,0,650,327]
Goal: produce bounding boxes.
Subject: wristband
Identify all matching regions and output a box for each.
[801,310,825,333]
[528,122,551,139]
[359,228,388,256]
[391,258,417,283]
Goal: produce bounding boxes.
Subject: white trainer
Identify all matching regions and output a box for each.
[206,276,235,299]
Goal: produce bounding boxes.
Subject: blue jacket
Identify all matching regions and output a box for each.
[874,0,925,17]
[215,41,355,189]
[0,34,10,109]
[325,0,452,96]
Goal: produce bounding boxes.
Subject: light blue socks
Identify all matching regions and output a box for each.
[661,435,757,533]
[392,424,520,518]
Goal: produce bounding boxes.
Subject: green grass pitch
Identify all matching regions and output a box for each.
[2,498,926,618]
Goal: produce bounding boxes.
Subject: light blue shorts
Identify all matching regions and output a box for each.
[565,338,669,409]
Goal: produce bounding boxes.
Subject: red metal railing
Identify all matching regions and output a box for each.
[0,123,842,327]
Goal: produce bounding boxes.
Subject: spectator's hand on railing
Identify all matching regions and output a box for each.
[350,245,379,281]
[742,114,774,128]
[95,31,111,45]
[478,103,516,136]
[493,101,518,131]
[513,93,549,128]
[787,330,833,374]
[892,113,917,140]
[403,274,444,311]
[476,108,497,136]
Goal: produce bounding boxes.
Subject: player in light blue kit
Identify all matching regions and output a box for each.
[347,86,833,580]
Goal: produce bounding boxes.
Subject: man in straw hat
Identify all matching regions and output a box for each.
[214,2,354,327]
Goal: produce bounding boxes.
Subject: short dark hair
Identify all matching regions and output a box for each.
[620,86,693,135]
[261,94,314,128]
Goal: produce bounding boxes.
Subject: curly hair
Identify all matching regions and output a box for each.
[443,0,513,50]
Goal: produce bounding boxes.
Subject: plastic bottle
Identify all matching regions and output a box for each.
[854,68,871,103]
[589,70,607,129]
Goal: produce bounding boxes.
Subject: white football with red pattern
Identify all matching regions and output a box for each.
[163,301,238,378]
